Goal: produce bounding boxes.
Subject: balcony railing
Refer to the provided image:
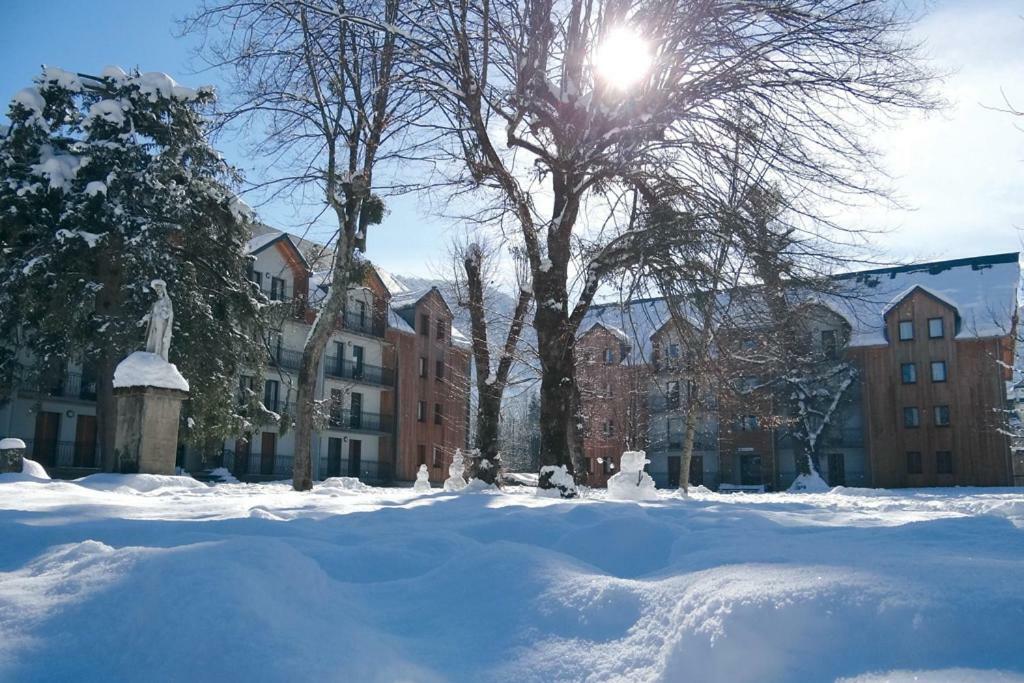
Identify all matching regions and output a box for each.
[327,410,394,434]
[324,357,395,387]
[25,439,98,468]
[33,371,98,401]
[341,309,386,339]
[228,452,294,478]
[268,347,303,373]
[647,434,717,453]
[317,456,393,483]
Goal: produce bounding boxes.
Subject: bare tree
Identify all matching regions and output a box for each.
[409,0,937,494]
[451,238,532,484]
[184,0,420,490]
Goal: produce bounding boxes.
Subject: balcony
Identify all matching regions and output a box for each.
[327,410,394,434]
[222,451,294,478]
[324,356,395,387]
[317,456,393,483]
[268,347,304,373]
[32,371,98,401]
[341,309,386,339]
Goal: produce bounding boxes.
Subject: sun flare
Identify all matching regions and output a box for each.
[593,26,652,90]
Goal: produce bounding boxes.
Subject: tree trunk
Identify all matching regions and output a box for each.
[535,307,584,493]
[473,386,502,484]
[291,230,355,491]
[97,351,118,472]
[678,397,700,494]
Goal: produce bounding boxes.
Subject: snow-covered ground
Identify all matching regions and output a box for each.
[1,474,1023,682]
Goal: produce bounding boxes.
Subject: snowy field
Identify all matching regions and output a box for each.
[1,473,1023,683]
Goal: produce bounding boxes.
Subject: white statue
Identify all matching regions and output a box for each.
[443,448,467,491]
[607,450,658,501]
[145,279,173,361]
[413,464,432,492]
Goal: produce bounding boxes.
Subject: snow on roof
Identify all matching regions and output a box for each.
[246,230,283,255]
[388,307,415,335]
[579,253,1021,357]
[450,325,471,348]
[375,267,411,297]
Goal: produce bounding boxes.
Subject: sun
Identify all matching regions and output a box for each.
[593,26,652,91]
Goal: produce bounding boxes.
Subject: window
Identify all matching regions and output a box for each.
[250,269,262,286]
[934,405,950,426]
[270,276,285,301]
[668,343,681,358]
[666,381,681,408]
[416,401,426,422]
[417,445,426,466]
[821,329,837,359]
[419,357,428,378]
[928,317,944,339]
[436,319,446,341]
[432,446,442,467]
[739,415,758,431]
[420,314,430,336]
[434,403,443,425]
[741,338,756,351]
[901,363,917,384]
[605,383,615,398]
[936,450,953,475]
[930,361,947,382]
[603,347,615,364]
[903,406,920,428]
[906,451,923,474]
[602,419,616,437]
[898,320,914,341]
[263,379,279,412]
[435,359,444,380]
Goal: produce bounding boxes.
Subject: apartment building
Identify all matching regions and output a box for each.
[0,228,471,485]
[577,253,1020,490]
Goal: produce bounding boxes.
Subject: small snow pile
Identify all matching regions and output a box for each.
[113,351,189,392]
[789,471,830,493]
[463,478,497,492]
[74,473,207,493]
[21,458,50,479]
[538,464,577,497]
[505,472,539,487]
[317,477,372,493]
[208,467,239,484]
[606,451,657,501]
[443,449,467,492]
[412,464,432,492]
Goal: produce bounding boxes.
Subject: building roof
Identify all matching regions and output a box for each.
[579,252,1021,364]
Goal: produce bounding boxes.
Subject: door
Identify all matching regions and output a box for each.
[689,455,704,487]
[667,456,681,487]
[32,411,60,467]
[234,436,251,475]
[348,439,362,477]
[327,438,343,478]
[260,432,276,476]
[827,453,846,487]
[352,346,364,379]
[739,454,762,486]
[73,415,97,467]
[333,342,344,376]
[350,392,363,430]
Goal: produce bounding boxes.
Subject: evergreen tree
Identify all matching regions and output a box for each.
[0,66,266,468]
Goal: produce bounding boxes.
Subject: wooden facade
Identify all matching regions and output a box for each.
[850,287,1015,487]
[386,288,471,484]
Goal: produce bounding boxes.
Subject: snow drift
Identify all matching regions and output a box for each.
[0,482,1022,681]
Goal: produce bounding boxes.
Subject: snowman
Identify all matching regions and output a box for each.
[413,464,432,492]
[606,450,658,501]
[443,449,467,491]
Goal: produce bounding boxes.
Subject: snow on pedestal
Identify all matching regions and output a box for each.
[443,449,467,492]
[413,464,432,492]
[0,437,27,474]
[113,351,189,392]
[606,451,658,501]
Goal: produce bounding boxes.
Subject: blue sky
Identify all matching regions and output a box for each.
[2,0,1023,278]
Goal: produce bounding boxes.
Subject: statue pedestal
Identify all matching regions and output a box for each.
[112,352,190,475]
[0,438,26,474]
